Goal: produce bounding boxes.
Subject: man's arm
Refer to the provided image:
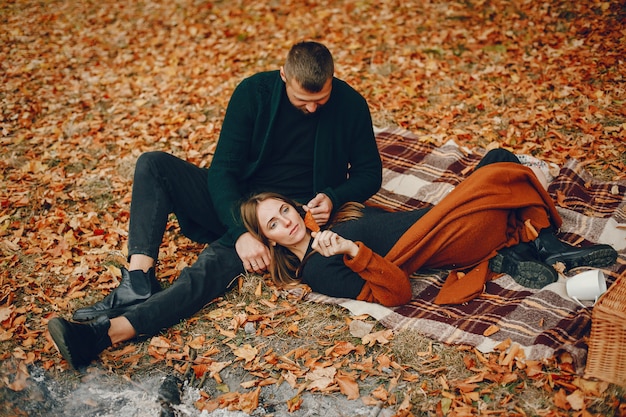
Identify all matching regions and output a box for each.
[235,232,271,273]
[207,77,259,242]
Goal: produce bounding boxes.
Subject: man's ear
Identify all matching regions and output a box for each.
[279,66,287,82]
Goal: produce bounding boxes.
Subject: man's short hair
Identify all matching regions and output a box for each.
[283,41,334,93]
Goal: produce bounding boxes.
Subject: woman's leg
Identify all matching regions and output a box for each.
[528,166,548,190]
[474,148,520,169]
[471,150,556,287]
[475,149,548,190]
[479,150,617,286]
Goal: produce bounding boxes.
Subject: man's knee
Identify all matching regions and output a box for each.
[135,151,171,174]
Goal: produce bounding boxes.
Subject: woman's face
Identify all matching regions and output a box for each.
[256,198,307,247]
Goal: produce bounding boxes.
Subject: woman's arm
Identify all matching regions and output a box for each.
[310,231,412,306]
[345,243,412,306]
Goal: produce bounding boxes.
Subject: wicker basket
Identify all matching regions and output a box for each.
[584,272,626,386]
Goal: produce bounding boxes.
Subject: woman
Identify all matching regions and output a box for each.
[241,154,617,306]
[242,194,423,305]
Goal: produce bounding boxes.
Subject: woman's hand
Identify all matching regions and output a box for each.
[311,230,359,258]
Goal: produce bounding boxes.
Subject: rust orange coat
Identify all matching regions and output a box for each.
[347,162,562,306]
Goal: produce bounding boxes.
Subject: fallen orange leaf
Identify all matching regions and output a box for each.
[335,371,360,400]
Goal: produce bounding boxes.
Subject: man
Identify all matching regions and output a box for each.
[48,41,383,369]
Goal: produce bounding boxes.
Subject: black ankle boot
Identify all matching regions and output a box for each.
[72,268,161,322]
[48,315,112,369]
[489,243,558,289]
[532,228,618,270]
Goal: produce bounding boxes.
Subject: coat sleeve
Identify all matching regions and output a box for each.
[345,242,412,306]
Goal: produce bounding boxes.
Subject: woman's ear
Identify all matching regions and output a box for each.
[269,239,277,247]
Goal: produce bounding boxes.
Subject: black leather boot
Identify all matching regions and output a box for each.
[48,315,112,369]
[533,228,618,270]
[489,243,558,289]
[72,268,161,322]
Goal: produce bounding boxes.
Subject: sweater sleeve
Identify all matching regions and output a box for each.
[206,77,256,242]
[345,242,412,306]
[207,73,280,245]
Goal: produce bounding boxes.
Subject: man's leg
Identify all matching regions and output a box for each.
[49,242,244,368]
[123,242,243,336]
[73,151,226,321]
[127,151,225,258]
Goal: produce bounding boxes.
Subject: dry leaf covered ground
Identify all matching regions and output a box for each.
[1,0,625,416]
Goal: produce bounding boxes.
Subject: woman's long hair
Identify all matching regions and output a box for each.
[240,192,364,288]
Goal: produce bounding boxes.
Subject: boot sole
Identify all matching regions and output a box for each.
[72,306,130,322]
[48,318,82,369]
[544,248,618,270]
[490,253,557,289]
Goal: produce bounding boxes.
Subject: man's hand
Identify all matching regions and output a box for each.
[303,193,333,226]
[311,230,359,258]
[235,232,271,273]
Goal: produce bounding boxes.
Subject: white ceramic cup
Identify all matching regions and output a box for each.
[565,269,607,307]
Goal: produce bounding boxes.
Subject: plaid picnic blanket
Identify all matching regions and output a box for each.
[305,126,626,372]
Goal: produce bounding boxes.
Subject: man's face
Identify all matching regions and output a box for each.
[280,67,332,114]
